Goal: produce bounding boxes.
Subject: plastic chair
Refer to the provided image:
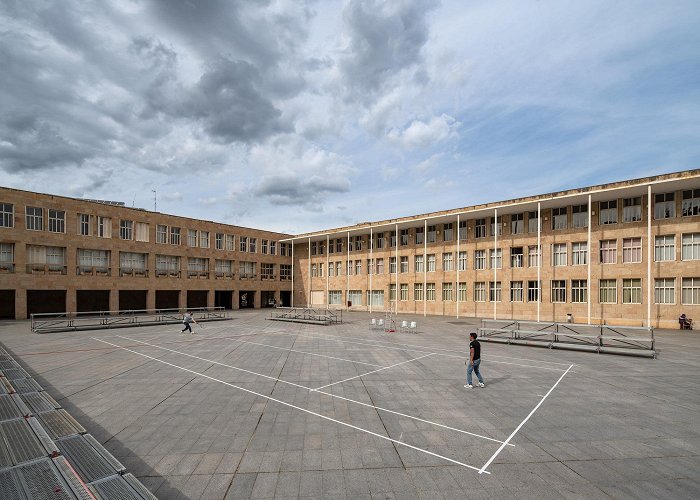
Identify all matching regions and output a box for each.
[400,320,408,333]
[409,321,417,333]
[370,318,376,330]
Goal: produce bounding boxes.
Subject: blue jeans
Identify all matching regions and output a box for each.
[467,359,483,385]
[182,322,192,333]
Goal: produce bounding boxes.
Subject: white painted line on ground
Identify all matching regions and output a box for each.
[94,337,489,474]
[312,353,435,391]
[477,363,574,474]
[120,335,512,446]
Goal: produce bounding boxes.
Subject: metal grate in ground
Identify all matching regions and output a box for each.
[35,410,86,440]
[56,434,124,483]
[0,418,47,465]
[21,391,59,414]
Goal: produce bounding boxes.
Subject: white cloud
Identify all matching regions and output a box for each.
[387,114,460,150]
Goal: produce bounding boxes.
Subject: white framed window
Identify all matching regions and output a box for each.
[400,229,410,245]
[682,189,700,216]
[415,255,424,273]
[442,252,453,271]
[427,254,436,272]
[249,238,256,253]
[367,290,384,307]
[654,192,675,219]
[415,227,424,244]
[527,211,539,233]
[414,283,424,301]
[119,252,147,274]
[510,247,523,268]
[213,259,233,276]
[571,279,587,303]
[551,280,566,303]
[389,257,397,273]
[348,290,362,306]
[400,256,408,273]
[622,237,642,263]
[238,236,247,252]
[427,225,437,243]
[572,242,587,265]
[78,214,90,236]
[474,250,486,270]
[475,219,486,238]
[270,241,277,255]
[134,222,149,242]
[572,204,588,228]
[528,245,540,267]
[376,258,384,274]
[458,251,467,271]
[655,235,675,261]
[622,278,642,304]
[442,282,453,301]
[682,277,700,305]
[400,284,408,301]
[458,282,467,301]
[474,282,486,302]
[510,281,523,302]
[47,209,65,233]
[600,240,617,264]
[119,220,133,240]
[156,225,168,244]
[390,231,397,247]
[156,255,180,276]
[355,260,361,275]
[654,278,675,304]
[366,259,374,275]
[443,223,453,241]
[328,262,335,277]
[216,233,224,250]
[599,279,617,304]
[623,197,642,222]
[170,227,181,245]
[489,281,501,302]
[26,206,43,231]
[681,233,700,260]
[489,216,502,236]
[199,231,210,248]
[599,200,618,225]
[347,260,353,275]
[329,290,343,305]
[376,232,385,249]
[552,207,567,230]
[552,243,567,266]
[280,264,292,280]
[527,280,541,302]
[226,234,235,251]
[239,261,255,277]
[426,283,436,301]
[458,220,467,241]
[511,213,524,234]
[490,249,502,269]
[77,249,110,274]
[0,242,15,272]
[311,264,318,277]
[261,263,275,279]
[0,203,13,228]
[189,257,209,276]
[96,216,111,238]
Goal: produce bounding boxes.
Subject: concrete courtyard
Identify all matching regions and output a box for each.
[1,310,699,499]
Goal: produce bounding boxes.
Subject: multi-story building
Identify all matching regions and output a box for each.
[287,170,700,328]
[0,187,293,319]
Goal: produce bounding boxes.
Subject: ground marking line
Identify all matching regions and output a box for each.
[477,363,574,474]
[94,337,489,473]
[119,335,511,446]
[312,353,435,391]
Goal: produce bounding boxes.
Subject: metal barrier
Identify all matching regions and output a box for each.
[269,307,343,325]
[478,319,656,358]
[31,307,230,334]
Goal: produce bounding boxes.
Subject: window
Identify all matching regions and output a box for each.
[459,220,467,241]
[510,281,523,302]
[77,249,111,275]
[26,245,65,273]
[348,290,362,306]
[390,231,396,247]
[311,263,318,277]
[489,216,502,236]
[367,290,384,307]
[426,283,436,301]
[442,282,453,301]
[329,291,343,305]
[510,247,523,268]
[682,189,700,216]
[443,223,453,241]
[489,281,501,302]
[474,250,486,270]
[400,284,408,301]
[239,236,247,252]
[119,252,147,275]
[427,254,436,272]
[197,231,208,249]
[599,200,618,225]
[458,282,467,301]
[280,242,289,256]
[226,235,235,251]
[119,220,133,240]
[78,214,90,236]
[427,225,437,243]
[261,263,275,280]
[26,207,43,230]
[347,260,353,275]
[600,240,617,264]
[622,278,642,304]
[475,218,486,238]
[599,280,617,303]
[270,241,277,255]
[214,259,233,277]
[328,262,335,277]
[280,264,292,280]
[527,211,539,233]
[552,243,567,266]
[317,240,324,254]
[414,283,424,301]
[415,227,424,244]
[527,280,541,302]
[400,229,409,246]
[528,245,540,267]
[47,210,65,233]
[490,249,502,269]
[366,259,374,275]
[458,251,467,271]
[355,260,361,275]
[239,261,255,278]
[552,207,567,230]
[0,203,13,228]
[654,278,675,304]
[623,197,642,222]
[376,258,384,274]
[170,227,181,245]
[474,282,486,302]
[376,232,385,249]
[389,257,397,273]
[188,257,209,277]
[572,204,588,228]
[682,278,700,305]
[336,261,342,276]
[156,255,180,276]
[328,239,334,254]
[572,242,587,265]
[157,225,168,244]
[551,280,566,303]
[96,216,111,238]
[571,280,587,303]
[655,235,675,261]
[654,192,675,219]
[442,252,453,271]
[400,256,408,273]
[622,237,642,263]
[353,235,362,251]
[217,234,225,250]
[0,243,15,272]
[681,233,700,260]
[135,222,149,242]
[415,255,424,272]
[511,213,524,234]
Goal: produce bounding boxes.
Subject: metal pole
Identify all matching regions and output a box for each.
[424,219,427,317]
[395,223,399,314]
[326,234,329,309]
[587,194,591,325]
[291,240,294,307]
[308,237,311,308]
[369,227,373,314]
[647,184,652,327]
[347,231,350,310]
[494,208,498,320]
[537,202,541,322]
[456,214,460,319]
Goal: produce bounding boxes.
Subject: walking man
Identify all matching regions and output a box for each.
[465,332,485,388]
[181,311,197,334]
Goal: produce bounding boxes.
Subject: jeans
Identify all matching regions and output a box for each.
[182,322,192,333]
[467,359,483,385]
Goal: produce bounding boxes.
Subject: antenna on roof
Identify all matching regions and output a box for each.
[152,189,157,212]
[132,193,136,208]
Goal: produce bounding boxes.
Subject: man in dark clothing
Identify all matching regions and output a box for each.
[465,332,485,388]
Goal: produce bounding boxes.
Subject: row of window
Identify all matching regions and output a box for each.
[0,243,291,280]
[0,204,291,256]
[309,234,700,276]
[327,278,700,305]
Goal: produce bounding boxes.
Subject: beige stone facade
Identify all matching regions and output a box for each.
[0,187,293,319]
[288,170,700,329]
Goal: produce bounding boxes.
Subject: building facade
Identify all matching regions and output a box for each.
[0,187,293,319]
[287,170,700,328]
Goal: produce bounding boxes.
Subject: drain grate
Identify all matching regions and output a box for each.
[1,419,46,465]
[0,468,24,499]
[21,392,57,414]
[84,434,125,473]
[1,378,14,394]
[0,431,13,468]
[123,473,158,499]
[36,410,85,439]
[27,417,60,456]
[0,394,24,421]
[53,455,95,500]
[89,475,145,500]
[11,378,42,394]
[56,434,119,483]
[2,368,29,381]
[17,457,74,500]
[0,359,20,370]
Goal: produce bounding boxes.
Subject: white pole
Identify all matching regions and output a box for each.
[326,235,329,309]
[456,214,460,319]
[395,223,399,314]
[647,184,652,327]
[424,219,427,317]
[291,239,294,307]
[346,231,350,310]
[493,209,498,320]
[587,194,591,325]
[537,202,541,322]
[308,237,311,308]
[369,227,373,314]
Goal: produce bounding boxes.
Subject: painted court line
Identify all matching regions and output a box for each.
[94,337,489,473]
[312,353,435,391]
[477,363,574,474]
[119,335,512,446]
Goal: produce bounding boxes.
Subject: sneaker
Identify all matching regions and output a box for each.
[478,382,485,388]
[464,384,473,389]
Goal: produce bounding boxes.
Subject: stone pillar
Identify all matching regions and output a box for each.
[66,288,77,314]
[109,289,119,314]
[179,289,187,311]
[146,289,156,311]
[16,289,27,320]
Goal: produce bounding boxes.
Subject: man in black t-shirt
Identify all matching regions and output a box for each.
[465,332,485,388]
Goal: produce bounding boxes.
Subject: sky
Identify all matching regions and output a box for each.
[1,0,699,234]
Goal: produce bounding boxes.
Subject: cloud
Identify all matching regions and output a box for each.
[254,174,350,207]
[387,114,460,150]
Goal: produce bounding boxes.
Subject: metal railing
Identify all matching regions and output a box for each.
[478,319,655,358]
[31,307,230,334]
[269,307,343,325]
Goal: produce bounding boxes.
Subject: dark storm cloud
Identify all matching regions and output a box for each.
[339,0,438,101]
[254,174,350,207]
